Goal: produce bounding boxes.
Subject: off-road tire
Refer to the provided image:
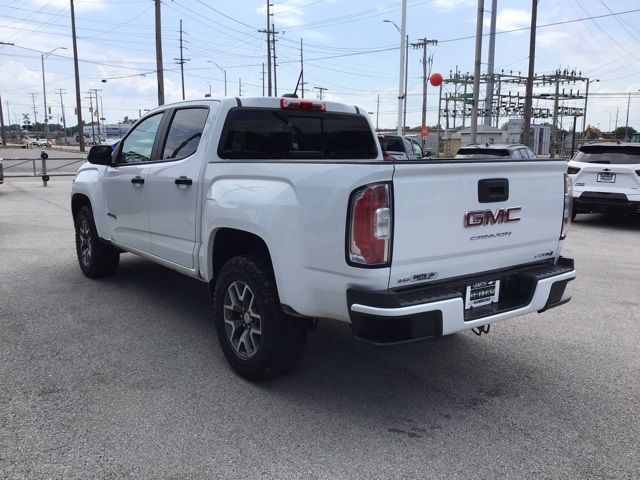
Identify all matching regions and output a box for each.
[213,255,307,380]
[74,205,119,278]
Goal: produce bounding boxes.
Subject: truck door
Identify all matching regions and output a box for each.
[146,106,211,269]
[102,112,165,252]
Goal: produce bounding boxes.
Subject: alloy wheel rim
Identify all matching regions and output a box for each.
[78,218,92,266]
[223,281,262,359]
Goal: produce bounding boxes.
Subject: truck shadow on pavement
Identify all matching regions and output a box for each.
[107,255,562,437]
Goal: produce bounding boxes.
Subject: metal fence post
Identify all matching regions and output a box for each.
[40,151,49,186]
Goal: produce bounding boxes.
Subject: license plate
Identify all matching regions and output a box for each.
[465,280,500,309]
[597,173,616,183]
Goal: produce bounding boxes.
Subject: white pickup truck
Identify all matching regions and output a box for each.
[71,97,576,379]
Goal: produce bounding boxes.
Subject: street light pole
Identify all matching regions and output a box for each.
[41,47,66,145]
[384,17,408,134]
[207,61,227,96]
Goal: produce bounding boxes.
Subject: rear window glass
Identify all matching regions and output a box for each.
[456,148,511,157]
[219,108,377,160]
[574,146,640,164]
[379,136,403,152]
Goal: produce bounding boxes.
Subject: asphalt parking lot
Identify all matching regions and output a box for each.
[1,178,639,479]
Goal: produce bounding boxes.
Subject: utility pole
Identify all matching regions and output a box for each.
[5,100,10,126]
[314,86,328,100]
[86,92,95,144]
[469,0,484,144]
[411,38,438,143]
[625,92,631,140]
[155,0,165,105]
[550,72,560,157]
[376,94,380,131]
[41,54,49,143]
[238,78,242,97]
[272,24,278,97]
[403,34,408,133]
[29,93,38,128]
[614,106,619,133]
[0,94,5,146]
[300,38,305,99]
[174,20,190,101]
[260,1,273,96]
[261,63,265,96]
[523,0,538,147]
[396,0,408,135]
[89,88,102,141]
[55,89,67,144]
[484,0,498,126]
[70,0,85,151]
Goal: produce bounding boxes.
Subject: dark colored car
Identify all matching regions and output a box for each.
[378,134,430,161]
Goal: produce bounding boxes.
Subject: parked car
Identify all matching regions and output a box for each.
[71,97,576,380]
[456,143,538,159]
[378,134,430,160]
[568,142,640,218]
[30,138,51,148]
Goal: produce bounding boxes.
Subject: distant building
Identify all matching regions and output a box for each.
[83,123,132,142]
[507,119,550,155]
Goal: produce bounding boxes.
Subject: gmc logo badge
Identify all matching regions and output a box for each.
[464,207,522,227]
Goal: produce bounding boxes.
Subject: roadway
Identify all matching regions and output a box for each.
[0,178,638,479]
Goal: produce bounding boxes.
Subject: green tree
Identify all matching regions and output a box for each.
[612,126,636,139]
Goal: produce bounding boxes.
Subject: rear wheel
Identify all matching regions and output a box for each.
[213,255,307,380]
[74,205,119,278]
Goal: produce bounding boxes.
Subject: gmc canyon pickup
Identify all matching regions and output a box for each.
[71,97,576,379]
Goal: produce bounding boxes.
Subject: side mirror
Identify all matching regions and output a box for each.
[87,145,113,166]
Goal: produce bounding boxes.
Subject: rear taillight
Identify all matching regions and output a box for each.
[280,98,326,112]
[347,183,392,266]
[567,166,581,174]
[561,173,572,240]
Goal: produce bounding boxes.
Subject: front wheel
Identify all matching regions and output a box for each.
[213,255,307,380]
[74,205,119,278]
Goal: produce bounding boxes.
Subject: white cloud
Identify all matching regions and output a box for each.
[492,8,530,32]
[433,0,475,13]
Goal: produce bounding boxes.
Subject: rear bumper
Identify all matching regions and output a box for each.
[574,192,640,214]
[347,257,575,345]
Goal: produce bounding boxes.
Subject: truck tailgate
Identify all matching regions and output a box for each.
[389,160,567,288]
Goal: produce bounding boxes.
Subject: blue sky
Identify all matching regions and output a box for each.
[1,0,639,132]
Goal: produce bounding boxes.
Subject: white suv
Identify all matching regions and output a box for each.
[568,142,640,219]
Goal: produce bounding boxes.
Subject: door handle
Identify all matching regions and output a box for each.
[175,176,193,186]
[131,176,145,185]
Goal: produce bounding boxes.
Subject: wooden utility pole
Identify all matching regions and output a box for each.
[155,0,165,106]
[300,38,305,98]
[523,0,538,147]
[70,0,84,151]
[0,94,5,146]
[411,38,438,142]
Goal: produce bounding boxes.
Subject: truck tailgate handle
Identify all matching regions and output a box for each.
[478,178,509,203]
[131,176,145,185]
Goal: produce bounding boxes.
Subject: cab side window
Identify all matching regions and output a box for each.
[162,108,209,160]
[118,113,163,164]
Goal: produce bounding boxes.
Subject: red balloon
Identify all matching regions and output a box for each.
[429,73,443,87]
